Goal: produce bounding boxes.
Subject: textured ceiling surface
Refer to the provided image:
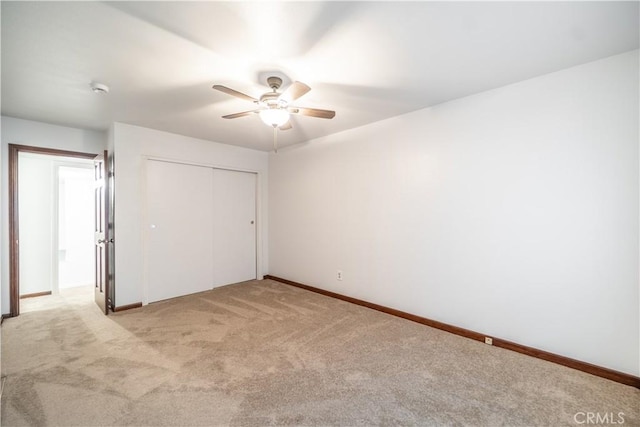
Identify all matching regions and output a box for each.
[2,1,638,151]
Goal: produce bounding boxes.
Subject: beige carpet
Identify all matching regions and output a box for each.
[1,279,638,426]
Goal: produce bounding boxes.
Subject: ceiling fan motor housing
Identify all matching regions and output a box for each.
[260,91,286,109]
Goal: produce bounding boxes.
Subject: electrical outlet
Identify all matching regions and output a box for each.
[337,270,343,281]
[484,337,493,345]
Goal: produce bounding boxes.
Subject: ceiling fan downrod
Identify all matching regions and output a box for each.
[273,125,278,153]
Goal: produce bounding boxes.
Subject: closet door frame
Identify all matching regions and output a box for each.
[140,156,262,305]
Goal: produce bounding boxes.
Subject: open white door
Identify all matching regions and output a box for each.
[93,150,109,314]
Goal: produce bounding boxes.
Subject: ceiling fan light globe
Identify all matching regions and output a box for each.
[259,108,289,127]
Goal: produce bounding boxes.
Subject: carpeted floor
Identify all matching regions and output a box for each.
[2,279,638,426]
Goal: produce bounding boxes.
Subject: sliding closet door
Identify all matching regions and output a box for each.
[211,169,257,287]
[146,160,214,303]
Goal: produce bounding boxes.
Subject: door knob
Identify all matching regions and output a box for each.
[97,239,106,244]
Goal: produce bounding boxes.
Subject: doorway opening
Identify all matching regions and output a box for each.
[17,153,94,313]
[8,144,110,318]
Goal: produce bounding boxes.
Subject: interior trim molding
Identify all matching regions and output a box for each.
[264,275,640,389]
[19,291,53,299]
[112,302,142,312]
[0,314,11,325]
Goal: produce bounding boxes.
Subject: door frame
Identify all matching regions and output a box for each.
[140,156,262,305]
[8,144,98,317]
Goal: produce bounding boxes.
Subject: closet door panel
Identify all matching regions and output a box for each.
[146,160,214,302]
[212,169,257,287]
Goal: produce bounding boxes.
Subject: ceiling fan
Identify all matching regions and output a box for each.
[212,76,336,132]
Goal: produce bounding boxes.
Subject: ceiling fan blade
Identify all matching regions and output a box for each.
[212,85,258,103]
[289,107,336,119]
[279,120,293,131]
[222,110,260,119]
[280,81,311,103]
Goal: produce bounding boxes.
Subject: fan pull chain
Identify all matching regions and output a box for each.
[273,125,278,153]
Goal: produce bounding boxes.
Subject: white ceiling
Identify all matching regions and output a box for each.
[2,1,638,151]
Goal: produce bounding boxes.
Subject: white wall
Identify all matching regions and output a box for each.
[18,154,54,295]
[268,50,639,376]
[1,116,107,313]
[58,166,94,288]
[112,123,268,307]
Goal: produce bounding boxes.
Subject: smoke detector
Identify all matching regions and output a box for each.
[90,82,109,94]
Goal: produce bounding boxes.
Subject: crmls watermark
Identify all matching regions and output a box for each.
[574,412,625,425]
